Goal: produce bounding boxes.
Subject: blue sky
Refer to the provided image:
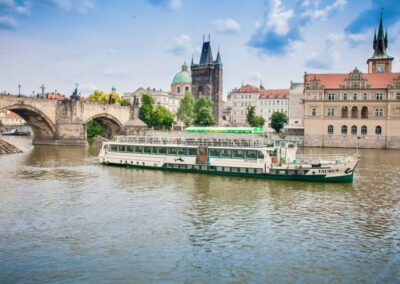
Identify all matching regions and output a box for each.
[1,0,400,98]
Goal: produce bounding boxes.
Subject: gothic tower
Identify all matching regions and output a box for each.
[367,11,394,73]
[191,37,223,124]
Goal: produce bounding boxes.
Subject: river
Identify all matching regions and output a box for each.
[0,137,399,283]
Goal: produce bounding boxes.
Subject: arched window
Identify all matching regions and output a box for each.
[351,125,357,135]
[361,106,368,118]
[343,93,348,100]
[341,125,347,135]
[361,125,367,135]
[363,93,368,100]
[311,108,317,116]
[353,93,357,100]
[351,106,358,118]
[328,125,334,135]
[341,106,348,117]
[177,87,180,93]
[375,126,382,135]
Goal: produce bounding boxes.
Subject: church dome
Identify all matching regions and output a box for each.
[172,63,192,84]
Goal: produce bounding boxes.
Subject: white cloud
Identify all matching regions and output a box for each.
[266,0,294,36]
[302,0,347,21]
[247,71,265,86]
[0,0,14,7]
[165,34,191,56]
[213,18,241,34]
[97,68,128,77]
[168,0,182,10]
[0,15,18,28]
[79,82,97,96]
[51,0,95,14]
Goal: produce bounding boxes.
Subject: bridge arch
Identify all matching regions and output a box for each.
[0,104,56,143]
[86,113,125,139]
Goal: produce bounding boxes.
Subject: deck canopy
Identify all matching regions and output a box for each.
[184,127,264,134]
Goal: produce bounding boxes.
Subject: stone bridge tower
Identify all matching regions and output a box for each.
[191,37,223,124]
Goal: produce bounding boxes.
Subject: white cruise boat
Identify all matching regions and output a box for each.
[98,135,359,183]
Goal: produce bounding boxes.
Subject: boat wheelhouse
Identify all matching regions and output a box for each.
[99,136,359,183]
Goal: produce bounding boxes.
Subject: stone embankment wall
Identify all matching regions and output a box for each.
[0,139,22,154]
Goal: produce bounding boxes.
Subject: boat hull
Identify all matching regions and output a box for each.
[100,161,354,183]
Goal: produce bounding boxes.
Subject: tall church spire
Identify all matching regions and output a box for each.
[373,9,388,57]
[199,40,213,65]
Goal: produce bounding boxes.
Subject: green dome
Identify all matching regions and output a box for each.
[172,70,192,84]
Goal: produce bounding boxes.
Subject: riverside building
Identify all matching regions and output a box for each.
[303,13,400,149]
[228,84,289,128]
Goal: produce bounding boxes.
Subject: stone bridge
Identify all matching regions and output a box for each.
[0,94,145,145]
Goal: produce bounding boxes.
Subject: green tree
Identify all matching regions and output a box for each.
[87,90,123,105]
[120,98,131,106]
[177,91,195,127]
[153,105,175,130]
[246,106,265,127]
[139,94,155,127]
[269,111,288,133]
[193,96,215,126]
[87,120,104,139]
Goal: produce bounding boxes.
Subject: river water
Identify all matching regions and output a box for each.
[0,137,399,283]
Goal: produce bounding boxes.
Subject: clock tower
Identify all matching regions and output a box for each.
[367,11,394,73]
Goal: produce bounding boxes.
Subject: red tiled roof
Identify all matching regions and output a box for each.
[305,72,400,89]
[260,89,289,99]
[239,84,260,93]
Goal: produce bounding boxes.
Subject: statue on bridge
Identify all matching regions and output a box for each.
[70,83,81,101]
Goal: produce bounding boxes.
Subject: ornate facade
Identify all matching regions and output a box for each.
[303,13,400,149]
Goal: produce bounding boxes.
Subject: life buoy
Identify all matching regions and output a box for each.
[272,157,278,163]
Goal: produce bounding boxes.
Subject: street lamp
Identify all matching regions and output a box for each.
[18,84,21,96]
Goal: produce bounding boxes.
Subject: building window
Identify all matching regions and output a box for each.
[341,125,347,135]
[376,126,382,135]
[375,108,384,117]
[311,108,317,116]
[341,106,348,117]
[363,93,368,100]
[397,93,400,100]
[353,94,357,100]
[361,106,368,118]
[198,86,203,93]
[351,106,358,118]
[351,125,357,135]
[361,125,367,135]
[343,93,348,100]
[328,125,334,135]
[376,93,383,100]
[327,108,335,116]
[177,87,180,93]
[185,86,189,92]
[328,93,335,100]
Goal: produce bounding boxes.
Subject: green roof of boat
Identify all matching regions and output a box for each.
[184,127,265,134]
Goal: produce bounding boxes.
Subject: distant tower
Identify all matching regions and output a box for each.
[367,10,394,73]
[191,37,223,124]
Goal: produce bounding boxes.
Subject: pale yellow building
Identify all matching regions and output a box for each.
[303,14,400,149]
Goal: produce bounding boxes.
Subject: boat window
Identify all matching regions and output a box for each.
[118,145,125,152]
[127,146,134,152]
[158,147,167,154]
[168,148,177,155]
[177,148,186,156]
[246,151,257,159]
[232,150,244,159]
[257,151,264,159]
[144,147,152,154]
[134,146,143,153]
[221,149,231,158]
[188,148,197,156]
[152,147,158,154]
[111,145,118,152]
[210,149,220,157]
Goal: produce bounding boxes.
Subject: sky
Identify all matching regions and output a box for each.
[1,0,400,99]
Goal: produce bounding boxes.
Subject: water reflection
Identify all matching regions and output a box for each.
[0,141,399,283]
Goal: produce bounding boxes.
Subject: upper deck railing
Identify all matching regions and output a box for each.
[113,135,278,148]
[294,153,358,163]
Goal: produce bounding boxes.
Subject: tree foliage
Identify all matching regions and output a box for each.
[139,93,175,129]
[87,90,129,106]
[177,91,195,127]
[193,96,215,126]
[87,120,104,138]
[269,111,288,133]
[139,94,154,127]
[246,106,265,127]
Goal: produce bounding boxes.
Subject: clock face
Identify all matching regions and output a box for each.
[376,64,385,73]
